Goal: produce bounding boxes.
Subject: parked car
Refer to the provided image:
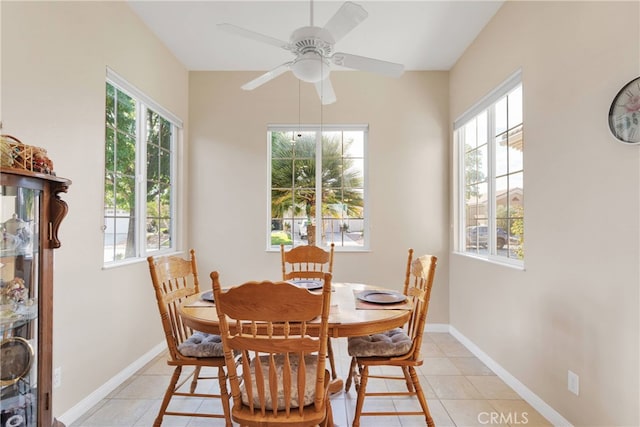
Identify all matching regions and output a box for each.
[298,220,308,239]
[466,225,508,249]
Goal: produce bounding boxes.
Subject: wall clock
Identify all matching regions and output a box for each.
[609,76,640,144]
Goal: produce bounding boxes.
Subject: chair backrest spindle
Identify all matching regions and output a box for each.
[402,248,415,295]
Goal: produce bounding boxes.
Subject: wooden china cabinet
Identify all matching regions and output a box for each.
[0,168,70,427]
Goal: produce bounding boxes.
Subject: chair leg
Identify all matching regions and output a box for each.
[155,366,182,427]
[327,338,337,380]
[351,365,369,427]
[344,356,357,392]
[216,365,233,427]
[321,399,334,427]
[190,366,201,393]
[408,366,435,427]
[402,366,415,392]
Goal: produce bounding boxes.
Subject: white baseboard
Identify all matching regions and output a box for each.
[448,326,573,427]
[56,341,167,426]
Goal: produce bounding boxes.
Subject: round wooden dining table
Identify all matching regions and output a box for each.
[178,281,412,393]
[178,281,411,338]
[178,282,411,394]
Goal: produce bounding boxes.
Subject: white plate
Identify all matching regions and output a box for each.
[201,291,214,302]
[357,290,406,304]
[288,279,323,291]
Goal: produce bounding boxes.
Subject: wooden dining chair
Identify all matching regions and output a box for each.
[211,271,334,427]
[345,254,438,427]
[147,250,231,427]
[345,247,416,393]
[280,243,339,383]
[280,243,335,281]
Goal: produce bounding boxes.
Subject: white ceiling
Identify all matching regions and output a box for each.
[127,1,504,72]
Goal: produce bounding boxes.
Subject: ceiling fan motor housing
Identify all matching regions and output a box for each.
[290,26,334,83]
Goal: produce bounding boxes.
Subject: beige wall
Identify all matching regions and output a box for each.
[188,70,450,322]
[1,1,189,418]
[5,0,637,425]
[449,1,639,425]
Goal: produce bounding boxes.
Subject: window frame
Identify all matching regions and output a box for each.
[103,69,183,266]
[454,70,524,267]
[267,124,369,252]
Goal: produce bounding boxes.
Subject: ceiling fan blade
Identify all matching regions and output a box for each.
[323,1,368,43]
[315,77,337,105]
[218,23,292,51]
[331,52,404,78]
[242,63,292,91]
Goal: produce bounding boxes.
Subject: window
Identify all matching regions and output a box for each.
[455,71,524,264]
[103,70,182,265]
[268,125,367,251]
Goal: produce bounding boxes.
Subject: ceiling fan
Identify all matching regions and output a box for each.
[218,1,405,105]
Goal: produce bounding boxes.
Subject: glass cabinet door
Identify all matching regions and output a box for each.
[1,184,40,427]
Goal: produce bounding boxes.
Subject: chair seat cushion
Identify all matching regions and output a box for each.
[241,354,319,410]
[178,331,224,357]
[347,328,412,357]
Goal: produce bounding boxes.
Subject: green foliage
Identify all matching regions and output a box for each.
[105,84,138,257]
[495,204,524,259]
[145,110,173,252]
[105,83,174,257]
[510,206,524,259]
[464,144,486,200]
[270,231,292,245]
[105,85,137,215]
[496,205,509,230]
[270,131,364,223]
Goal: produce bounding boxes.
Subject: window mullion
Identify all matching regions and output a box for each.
[170,123,178,251]
[457,126,467,251]
[315,130,322,234]
[487,106,497,255]
[136,103,147,258]
[266,131,273,249]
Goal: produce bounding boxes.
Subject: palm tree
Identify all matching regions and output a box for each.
[271,130,363,245]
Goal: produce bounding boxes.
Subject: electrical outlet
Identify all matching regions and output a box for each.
[53,367,62,388]
[567,370,579,395]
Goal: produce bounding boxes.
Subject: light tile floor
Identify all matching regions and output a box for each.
[70,333,552,426]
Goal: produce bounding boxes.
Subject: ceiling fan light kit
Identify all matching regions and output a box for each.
[291,52,330,83]
[219,1,405,105]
